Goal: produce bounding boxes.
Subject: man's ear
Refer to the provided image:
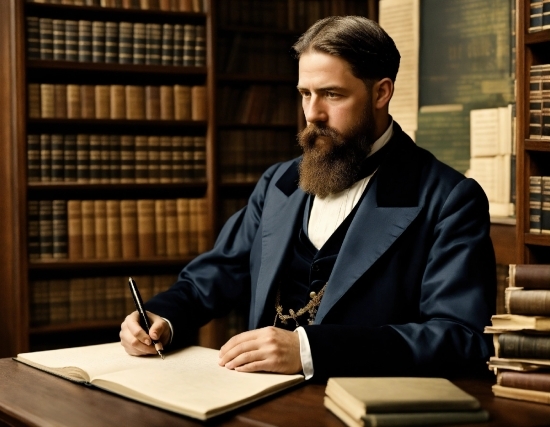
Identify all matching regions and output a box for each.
[372,77,394,111]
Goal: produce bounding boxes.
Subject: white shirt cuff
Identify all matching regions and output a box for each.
[161,317,174,345]
[295,326,314,380]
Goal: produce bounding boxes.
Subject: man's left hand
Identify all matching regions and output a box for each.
[218,326,302,374]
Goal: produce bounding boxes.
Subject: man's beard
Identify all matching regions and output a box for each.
[297,107,376,199]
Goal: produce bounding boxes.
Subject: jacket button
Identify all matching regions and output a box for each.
[309,291,316,298]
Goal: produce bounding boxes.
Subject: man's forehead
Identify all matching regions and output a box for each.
[297,52,361,90]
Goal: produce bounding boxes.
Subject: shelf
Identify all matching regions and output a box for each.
[524,139,550,152]
[25,2,207,23]
[217,74,297,83]
[26,118,207,134]
[30,319,122,335]
[525,29,550,46]
[29,257,192,271]
[524,233,550,247]
[217,123,298,129]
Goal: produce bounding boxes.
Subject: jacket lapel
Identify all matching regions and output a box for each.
[252,160,307,327]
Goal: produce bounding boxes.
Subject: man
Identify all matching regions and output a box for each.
[120,16,495,381]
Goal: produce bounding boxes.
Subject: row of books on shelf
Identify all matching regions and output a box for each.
[529,64,550,140]
[26,0,206,14]
[28,134,205,184]
[27,17,205,67]
[218,129,299,183]
[529,0,550,32]
[28,198,209,260]
[217,0,370,32]
[30,274,177,327]
[468,105,515,217]
[28,84,206,121]
[529,176,550,234]
[217,85,298,124]
[217,35,295,76]
[485,264,550,405]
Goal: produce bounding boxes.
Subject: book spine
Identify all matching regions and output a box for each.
[120,135,135,183]
[27,83,41,119]
[89,134,102,183]
[106,200,122,258]
[65,20,79,61]
[52,200,68,259]
[28,200,40,260]
[110,85,126,119]
[544,0,550,30]
[498,371,550,392]
[498,332,550,359]
[182,24,195,66]
[26,17,41,60]
[109,135,121,183]
[118,22,133,64]
[191,85,206,120]
[30,281,50,326]
[50,134,64,182]
[27,134,41,183]
[132,22,146,64]
[530,0,544,32]
[159,85,174,120]
[134,135,149,183]
[76,134,90,182]
[171,136,184,183]
[63,134,77,181]
[137,199,156,258]
[78,20,92,62]
[530,176,543,233]
[543,64,550,140]
[81,200,96,259]
[176,198,190,255]
[507,289,550,315]
[193,136,206,180]
[69,278,87,321]
[161,23,174,65]
[188,198,199,255]
[159,136,172,183]
[174,85,191,120]
[95,85,111,118]
[530,65,543,139]
[40,83,55,118]
[147,136,160,183]
[173,24,184,66]
[52,19,66,60]
[182,135,194,182]
[542,176,550,234]
[145,23,162,65]
[80,85,96,119]
[145,85,161,120]
[154,200,167,256]
[40,134,52,182]
[100,135,111,183]
[121,200,138,259]
[67,200,83,259]
[92,21,106,63]
[105,21,119,63]
[125,85,145,120]
[49,279,70,324]
[165,199,178,256]
[67,84,82,118]
[53,84,68,118]
[39,200,53,259]
[197,198,209,253]
[94,200,108,259]
[194,24,205,67]
[39,18,54,60]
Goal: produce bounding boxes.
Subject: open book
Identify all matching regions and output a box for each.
[15,342,304,420]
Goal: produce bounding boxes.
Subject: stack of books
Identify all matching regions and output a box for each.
[485,264,550,404]
[323,377,489,427]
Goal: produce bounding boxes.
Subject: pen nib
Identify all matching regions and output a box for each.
[158,351,165,360]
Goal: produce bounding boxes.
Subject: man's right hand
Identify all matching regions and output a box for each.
[120,310,171,356]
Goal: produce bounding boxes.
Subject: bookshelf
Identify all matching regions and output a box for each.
[516,0,550,263]
[0,0,218,357]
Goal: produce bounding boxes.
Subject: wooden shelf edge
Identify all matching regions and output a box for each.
[524,29,550,45]
[27,59,207,75]
[27,181,208,190]
[30,320,122,334]
[524,139,550,152]
[28,257,192,270]
[524,233,550,246]
[27,118,207,127]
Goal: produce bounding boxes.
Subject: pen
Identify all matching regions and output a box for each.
[128,276,165,359]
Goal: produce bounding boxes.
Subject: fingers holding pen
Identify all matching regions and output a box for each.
[120,311,159,356]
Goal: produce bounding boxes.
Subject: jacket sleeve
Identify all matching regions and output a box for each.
[303,178,496,380]
[144,163,280,348]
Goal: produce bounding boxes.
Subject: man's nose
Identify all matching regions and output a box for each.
[303,97,328,124]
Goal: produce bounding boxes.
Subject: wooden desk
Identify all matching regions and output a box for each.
[0,359,549,427]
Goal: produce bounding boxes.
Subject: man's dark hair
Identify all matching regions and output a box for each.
[292,16,401,82]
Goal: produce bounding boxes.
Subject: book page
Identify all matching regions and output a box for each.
[92,346,303,419]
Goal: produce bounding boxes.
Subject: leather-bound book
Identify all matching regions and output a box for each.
[81,200,96,259]
[121,200,138,259]
[67,200,83,259]
[137,199,156,258]
[106,200,122,259]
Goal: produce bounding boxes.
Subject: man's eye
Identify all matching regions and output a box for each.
[300,92,310,98]
[326,92,337,98]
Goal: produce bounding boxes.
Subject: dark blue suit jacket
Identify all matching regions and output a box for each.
[146,122,496,380]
